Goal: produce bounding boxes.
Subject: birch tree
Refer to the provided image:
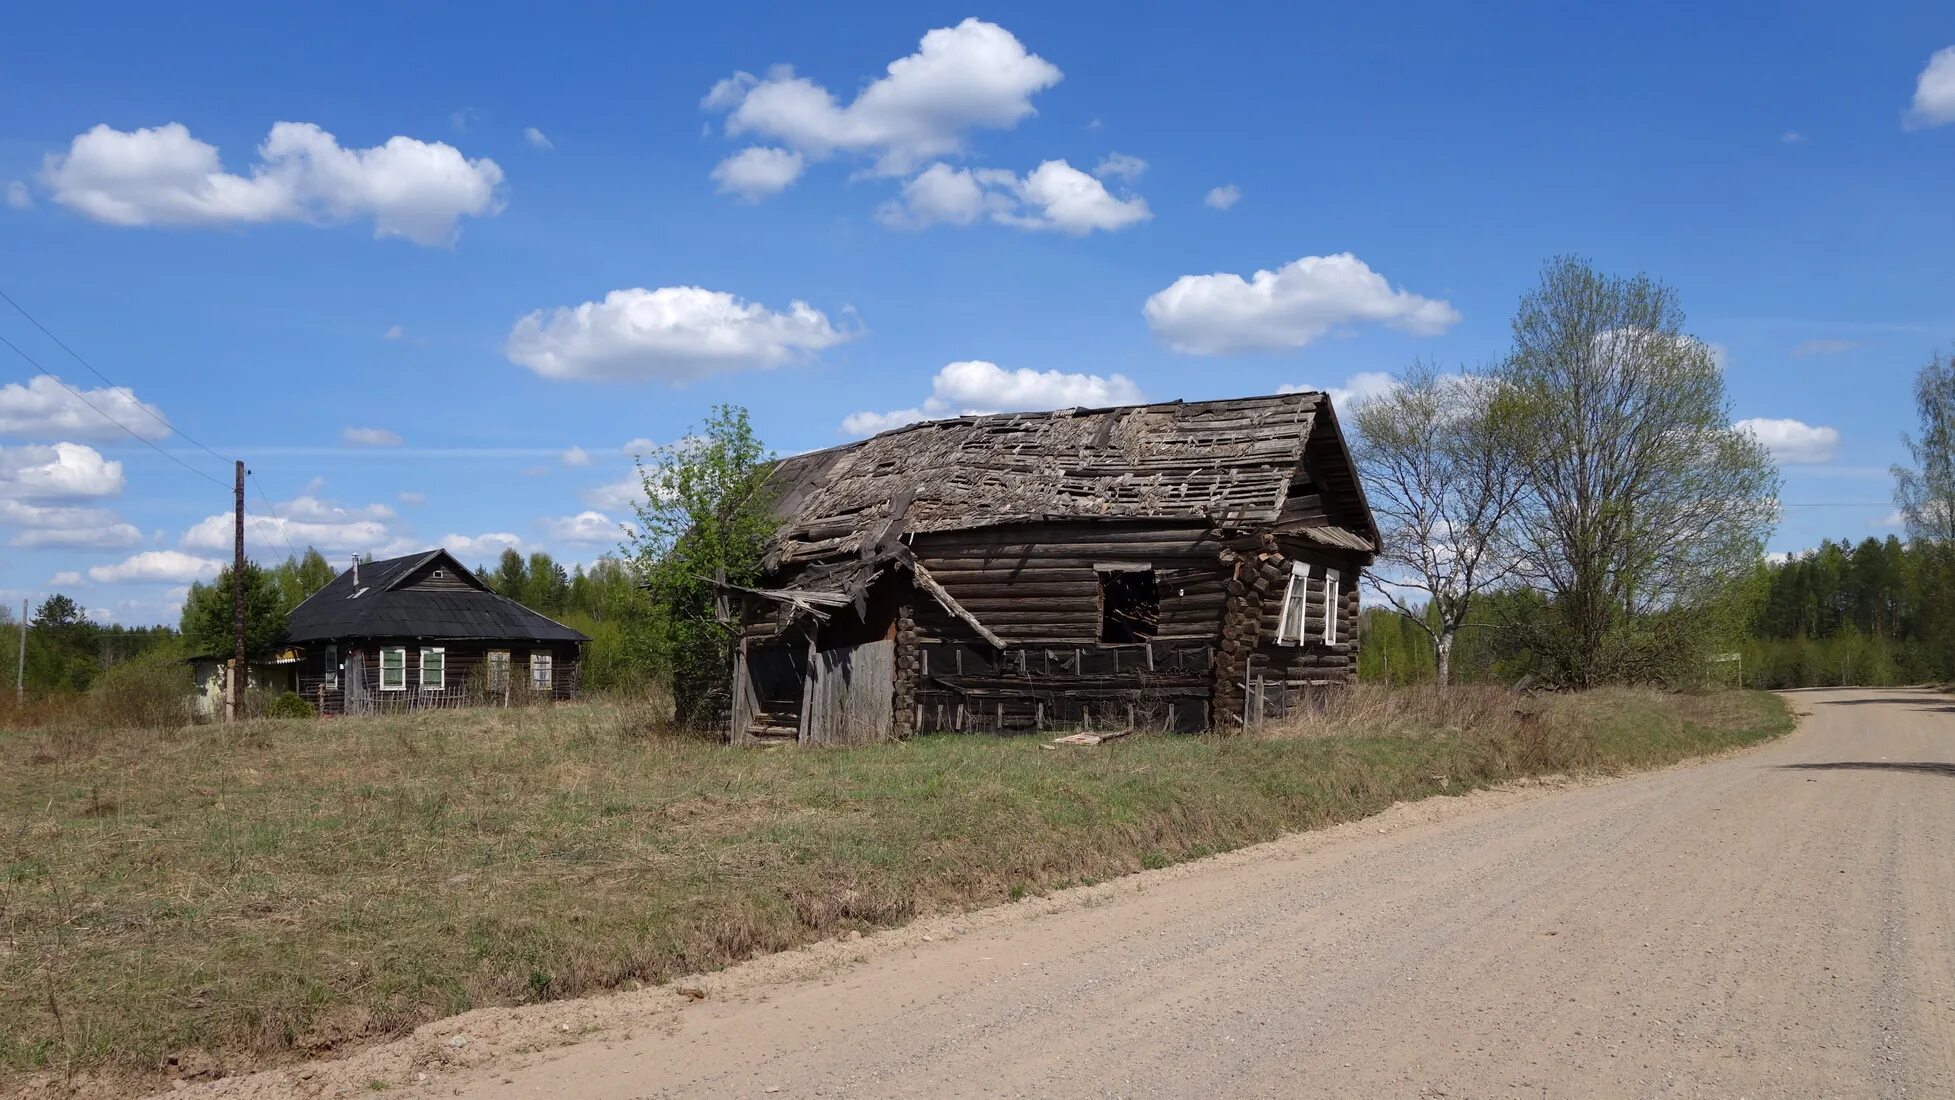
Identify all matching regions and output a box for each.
[1350,362,1532,684]
[1502,257,1779,686]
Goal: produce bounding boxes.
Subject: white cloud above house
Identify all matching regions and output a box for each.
[523,126,553,150]
[710,146,806,200]
[582,474,645,512]
[1204,184,1241,210]
[182,494,403,555]
[876,159,1149,234]
[1905,46,1955,129]
[1736,417,1840,464]
[0,376,170,441]
[87,549,223,584]
[341,426,403,447]
[506,286,853,383]
[1279,371,1403,410]
[42,121,506,245]
[441,532,524,559]
[841,359,1143,435]
[703,18,1062,183]
[560,446,592,467]
[545,510,629,544]
[1143,253,1461,355]
[1093,152,1146,181]
[0,441,124,499]
[0,499,141,549]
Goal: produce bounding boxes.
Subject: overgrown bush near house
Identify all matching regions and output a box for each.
[261,691,316,719]
[85,644,193,731]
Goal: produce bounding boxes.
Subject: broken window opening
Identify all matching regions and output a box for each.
[1097,565,1159,644]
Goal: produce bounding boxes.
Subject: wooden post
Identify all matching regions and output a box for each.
[14,597,25,703]
[229,460,245,724]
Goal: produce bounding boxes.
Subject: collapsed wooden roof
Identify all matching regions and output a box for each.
[761,391,1376,572]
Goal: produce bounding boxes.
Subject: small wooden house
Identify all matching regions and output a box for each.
[284,549,587,714]
[727,391,1377,743]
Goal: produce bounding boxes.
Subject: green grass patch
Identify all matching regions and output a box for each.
[0,687,1791,1093]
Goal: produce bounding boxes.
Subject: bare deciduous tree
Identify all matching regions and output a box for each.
[1351,362,1532,684]
[1503,256,1779,687]
[1894,352,1955,544]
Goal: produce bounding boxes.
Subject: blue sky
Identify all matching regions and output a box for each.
[1,4,1948,625]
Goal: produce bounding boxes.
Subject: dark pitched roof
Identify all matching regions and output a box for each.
[761,392,1376,569]
[284,549,587,644]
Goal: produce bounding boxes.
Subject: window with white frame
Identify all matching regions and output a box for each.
[379,647,406,690]
[530,652,554,691]
[323,644,339,689]
[1322,569,1341,645]
[420,647,446,690]
[486,650,511,693]
[1276,563,1309,645]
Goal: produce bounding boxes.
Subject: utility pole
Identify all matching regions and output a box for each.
[14,597,25,703]
[230,460,245,723]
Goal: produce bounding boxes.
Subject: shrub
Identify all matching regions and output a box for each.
[85,646,193,731]
[262,691,316,720]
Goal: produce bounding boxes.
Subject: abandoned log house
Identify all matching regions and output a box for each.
[282,549,587,715]
[727,390,1377,744]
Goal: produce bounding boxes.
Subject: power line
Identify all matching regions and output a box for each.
[0,332,231,489]
[248,473,301,560]
[0,286,235,468]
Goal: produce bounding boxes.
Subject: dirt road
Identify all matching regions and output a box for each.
[184,688,1955,1099]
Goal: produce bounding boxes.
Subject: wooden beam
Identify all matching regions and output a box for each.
[909,561,1008,650]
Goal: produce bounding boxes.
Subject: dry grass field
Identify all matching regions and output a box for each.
[0,686,1792,1095]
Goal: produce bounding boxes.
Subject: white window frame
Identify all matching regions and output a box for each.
[323,644,339,690]
[530,651,554,691]
[1322,569,1341,645]
[486,650,511,693]
[379,646,407,691]
[420,647,446,691]
[1275,563,1309,646]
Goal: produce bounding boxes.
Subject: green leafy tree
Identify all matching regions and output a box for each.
[626,404,775,725]
[1502,256,1780,686]
[489,547,528,600]
[27,594,101,692]
[180,563,287,657]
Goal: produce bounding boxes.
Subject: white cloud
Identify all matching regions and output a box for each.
[49,571,83,585]
[1793,338,1857,357]
[703,18,1062,181]
[1780,131,1806,144]
[43,121,506,245]
[0,499,141,549]
[1204,184,1241,210]
[1144,253,1460,356]
[619,437,658,456]
[0,376,169,442]
[582,476,643,512]
[546,510,628,544]
[842,359,1143,435]
[184,494,401,555]
[523,126,553,150]
[560,445,592,467]
[441,532,524,559]
[383,324,405,341]
[1736,417,1840,464]
[6,180,30,209]
[0,442,124,499]
[88,549,223,584]
[341,426,403,447]
[710,146,806,200]
[1906,46,1955,129]
[397,490,427,506]
[877,159,1149,234]
[1279,371,1402,410]
[1878,510,1904,528]
[506,286,853,383]
[1093,152,1146,181]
